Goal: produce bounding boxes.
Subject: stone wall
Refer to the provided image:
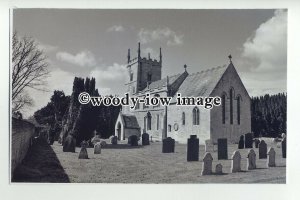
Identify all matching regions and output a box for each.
[11,117,36,178]
[210,64,251,144]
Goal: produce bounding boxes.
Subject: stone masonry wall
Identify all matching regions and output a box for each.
[11,117,36,178]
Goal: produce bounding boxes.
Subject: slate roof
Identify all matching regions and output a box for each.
[142,73,183,91]
[122,114,140,129]
[170,64,228,103]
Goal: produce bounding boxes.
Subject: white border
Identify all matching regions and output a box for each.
[1,0,300,200]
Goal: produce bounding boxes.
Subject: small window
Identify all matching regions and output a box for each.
[230,88,234,124]
[130,72,133,81]
[147,112,152,130]
[193,107,200,125]
[182,112,185,125]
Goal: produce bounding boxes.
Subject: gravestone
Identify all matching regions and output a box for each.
[187,135,199,161]
[205,139,214,152]
[162,137,175,153]
[247,149,256,170]
[259,140,267,159]
[281,137,286,158]
[254,139,260,148]
[217,138,228,160]
[78,140,89,159]
[111,136,118,145]
[267,147,276,167]
[238,135,244,149]
[231,150,241,173]
[94,142,101,154]
[215,164,223,175]
[142,133,150,145]
[201,152,213,175]
[245,133,253,148]
[63,135,76,152]
[128,135,138,146]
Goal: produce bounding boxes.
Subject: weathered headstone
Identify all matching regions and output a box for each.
[215,163,223,175]
[111,136,118,145]
[162,137,175,153]
[259,140,267,159]
[281,137,286,158]
[231,150,241,173]
[78,140,89,159]
[254,139,260,148]
[201,152,213,175]
[217,138,228,160]
[247,149,256,170]
[205,139,214,152]
[267,147,276,167]
[94,142,101,154]
[142,133,150,145]
[238,135,245,149]
[128,135,138,146]
[187,135,199,161]
[245,133,253,148]
[63,135,76,152]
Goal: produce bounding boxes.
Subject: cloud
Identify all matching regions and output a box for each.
[107,25,125,32]
[238,9,287,96]
[138,27,183,46]
[37,42,58,53]
[56,50,97,67]
[24,69,75,118]
[143,47,159,59]
[90,63,127,96]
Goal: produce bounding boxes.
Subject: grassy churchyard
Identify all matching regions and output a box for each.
[47,137,285,183]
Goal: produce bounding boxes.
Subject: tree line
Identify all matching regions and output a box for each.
[251,93,287,138]
[34,77,121,145]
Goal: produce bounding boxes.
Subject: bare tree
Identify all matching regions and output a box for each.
[12,31,49,112]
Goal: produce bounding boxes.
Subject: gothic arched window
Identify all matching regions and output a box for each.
[193,107,200,125]
[147,112,152,130]
[222,93,226,124]
[237,95,241,125]
[182,112,185,125]
[230,88,234,124]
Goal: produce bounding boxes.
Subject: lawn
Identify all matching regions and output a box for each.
[50,137,286,183]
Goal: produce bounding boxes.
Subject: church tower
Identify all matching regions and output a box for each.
[125,43,162,95]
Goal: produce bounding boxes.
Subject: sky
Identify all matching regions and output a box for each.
[12,9,287,117]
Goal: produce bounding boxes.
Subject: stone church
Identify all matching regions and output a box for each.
[115,43,251,144]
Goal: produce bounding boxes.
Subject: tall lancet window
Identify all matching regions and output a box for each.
[222,94,226,124]
[230,88,234,124]
[147,112,152,130]
[182,112,185,125]
[237,96,241,125]
[193,107,200,125]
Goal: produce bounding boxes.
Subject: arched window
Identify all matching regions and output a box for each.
[193,107,200,125]
[182,112,185,125]
[222,93,226,124]
[147,112,152,130]
[237,95,241,125]
[230,88,234,124]
[130,72,133,81]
